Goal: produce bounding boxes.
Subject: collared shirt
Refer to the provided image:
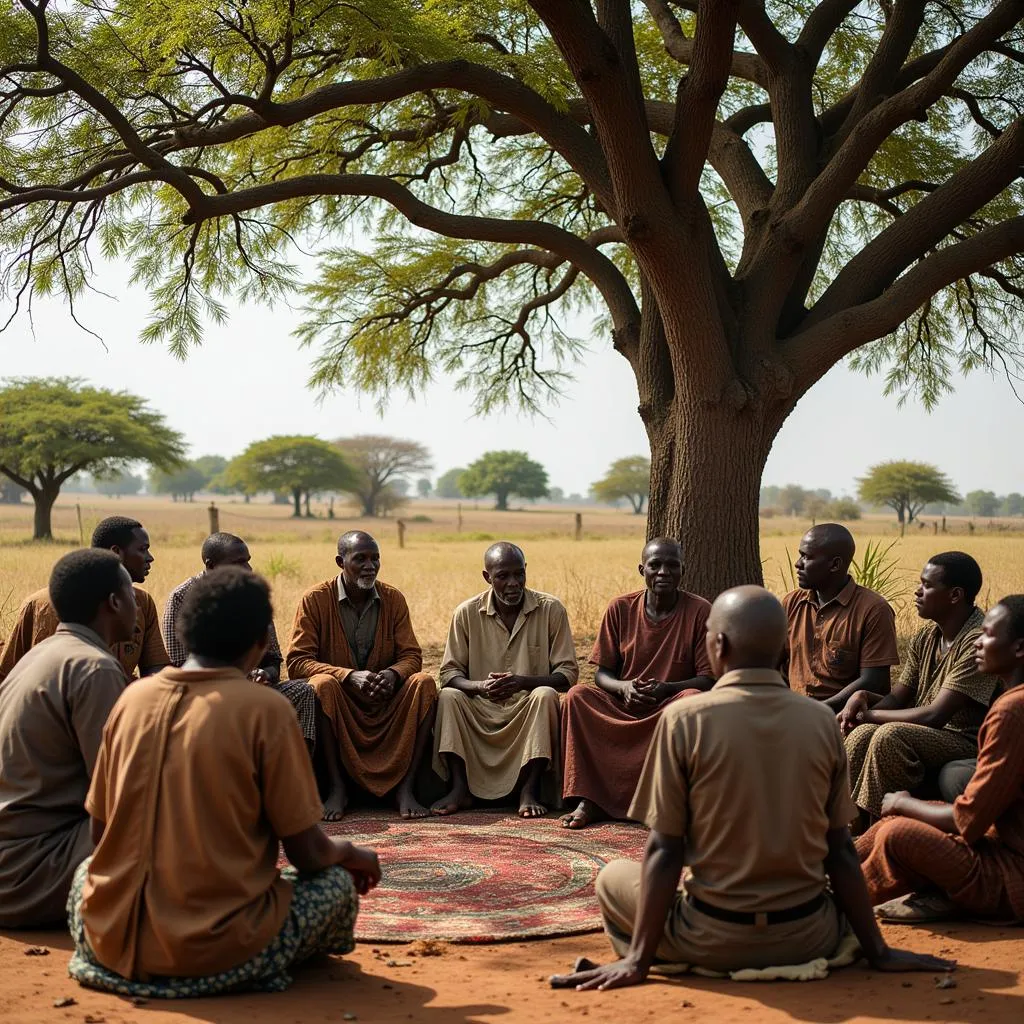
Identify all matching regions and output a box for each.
[0,624,126,843]
[900,607,998,739]
[81,666,323,980]
[629,668,857,913]
[336,575,381,671]
[782,578,899,699]
[439,588,579,686]
[162,573,282,671]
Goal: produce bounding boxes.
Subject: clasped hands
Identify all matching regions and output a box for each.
[347,668,399,703]
[475,672,530,702]
[620,677,667,711]
[837,690,872,735]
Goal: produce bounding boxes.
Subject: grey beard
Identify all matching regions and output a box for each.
[355,575,376,591]
[492,588,522,608]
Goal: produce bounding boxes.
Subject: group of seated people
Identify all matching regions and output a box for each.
[0,515,1019,997]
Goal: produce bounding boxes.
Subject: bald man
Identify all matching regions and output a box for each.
[551,586,952,991]
[287,532,437,820]
[560,539,714,830]
[783,524,899,711]
[432,542,578,818]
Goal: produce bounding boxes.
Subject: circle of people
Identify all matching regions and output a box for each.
[0,516,1020,997]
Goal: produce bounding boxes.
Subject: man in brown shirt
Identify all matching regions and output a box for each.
[287,531,437,820]
[561,538,713,829]
[69,568,379,996]
[0,549,136,927]
[0,516,168,683]
[551,586,952,991]
[857,594,1024,924]
[783,524,899,710]
[840,552,999,818]
[433,542,578,818]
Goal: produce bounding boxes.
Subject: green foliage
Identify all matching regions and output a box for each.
[591,456,650,514]
[259,552,302,582]
[94,472,143,497]
[858,461,960,524]
[151,462,209,501]
[965,489,1000,518]
[827,498,862,522]
[436,467,467,499]
[1002,492,1024,517]
[416,477,432,498]
[222,435,358,517]
[460,450,548,510]
[0,377,185,537]
[851,540,912,611]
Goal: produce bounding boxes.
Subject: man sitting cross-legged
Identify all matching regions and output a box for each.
[67,567,380,998]
[560,538,714,830]
[550,586,953,991]
[164,532,346,819]
[840,552,999,822]
[0,516,168,682]
[287,531,437,820]
[432,541,578,818]
[783,524,899,711]
[857,594,1024,925]
[0,550,136,928]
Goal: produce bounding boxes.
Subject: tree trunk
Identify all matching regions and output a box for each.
[304,491,312,517]
[494,491,509,511]
[291,487,302,517]
[32,485,60,540]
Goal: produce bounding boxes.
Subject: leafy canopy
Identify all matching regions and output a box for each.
[334,435,433,516]
[857,460,961,522]
[460,450,548,508]
[591,456,651,513]
[222,435,358,499]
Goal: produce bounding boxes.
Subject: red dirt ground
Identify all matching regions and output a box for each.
[3,921,1021,1024]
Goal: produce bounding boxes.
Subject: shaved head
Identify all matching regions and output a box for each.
[642,537,682,562]
[201,532,247,568]
[804,523,855,564]
[706,585,788,674]
[337,530,377,558]
[484,541,525,571]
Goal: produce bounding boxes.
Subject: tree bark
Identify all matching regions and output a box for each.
[31,485,60,540]
[291,487,302,517]
[494,491,509,511]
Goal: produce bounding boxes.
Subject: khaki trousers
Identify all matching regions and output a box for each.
[596,860,841,973]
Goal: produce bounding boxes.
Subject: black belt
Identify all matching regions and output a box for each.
[687,892,826,926]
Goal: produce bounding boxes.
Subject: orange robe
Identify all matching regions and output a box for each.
[286,579,436,795]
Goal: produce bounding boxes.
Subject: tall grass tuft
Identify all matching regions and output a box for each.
[851,539,912,610]
[259,552,302,583]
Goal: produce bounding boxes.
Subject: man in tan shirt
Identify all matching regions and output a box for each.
[0,549,136,927]
[433,542,578,818]
[552,586,952,990]
[0,515,168,683]
[69,567,380,997]
[782,524,899,710]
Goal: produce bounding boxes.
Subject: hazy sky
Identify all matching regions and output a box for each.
[2,274,1023,498]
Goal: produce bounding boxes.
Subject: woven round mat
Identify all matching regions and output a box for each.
[306,810,646,944]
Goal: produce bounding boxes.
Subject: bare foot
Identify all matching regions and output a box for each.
[397,785,431,820]
[518,781,548,818]
[431,785,472,816]
[559,799,607,830]
[322,791,347,822]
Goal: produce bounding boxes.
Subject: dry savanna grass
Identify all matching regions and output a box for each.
[2,495,1024,654]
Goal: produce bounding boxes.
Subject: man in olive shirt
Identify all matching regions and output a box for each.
[783,524,899,711]
[0,550,136,927]
[551,586,951,990]
[840,552,999,819]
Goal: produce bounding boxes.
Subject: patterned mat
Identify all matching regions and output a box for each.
[283,810,646,943]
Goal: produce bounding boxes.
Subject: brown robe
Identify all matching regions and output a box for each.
[286,578,436,795]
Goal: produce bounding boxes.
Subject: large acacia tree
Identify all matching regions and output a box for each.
[1,1,1022,594]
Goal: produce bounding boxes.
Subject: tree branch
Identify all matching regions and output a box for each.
[797,0,860,67]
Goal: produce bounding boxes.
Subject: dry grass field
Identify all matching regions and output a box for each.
[2,495,1024,652]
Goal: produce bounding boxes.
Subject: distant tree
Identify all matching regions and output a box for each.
[965,489,1000,518]
[827,497,862,521]
[804,494,830,521]
[778,484,809,516]
[334,436,432,517]
[461,451,548,511]
[416,477,432,499]
[0,479,25,504]
[1002,492,1024,517]
[435,468,467,500]
[151,463,208,502]
[192,455,229,493]
[222,436,358,518]
[0,378,185,540]
[591,457,650,515]
[759,485,782,509]
[858,461,960,525]
[547,486,565,504]
[94,472,144,498]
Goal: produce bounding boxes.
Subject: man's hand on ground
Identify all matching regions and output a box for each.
[869,947,956,973]
[549,957,647,991]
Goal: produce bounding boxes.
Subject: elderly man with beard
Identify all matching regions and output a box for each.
[432,542,578,818]
[287,531,437,820]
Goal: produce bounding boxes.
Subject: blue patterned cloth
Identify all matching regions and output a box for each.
[66,859,358,997]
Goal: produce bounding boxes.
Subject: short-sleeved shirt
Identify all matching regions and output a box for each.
[0,586,168,682]
[782,579,899,699]
[0,624,126,843]
[162,573,282,671]
[590,589,713,682]
[336,576,381,670]
[629,668,857,913]
[900,607,998,739]
[439,589,579,686]
[80,667,323,981]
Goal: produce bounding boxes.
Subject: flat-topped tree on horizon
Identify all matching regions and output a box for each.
[1,3,1023,593]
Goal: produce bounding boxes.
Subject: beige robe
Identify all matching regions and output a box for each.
[433,589,578,801]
